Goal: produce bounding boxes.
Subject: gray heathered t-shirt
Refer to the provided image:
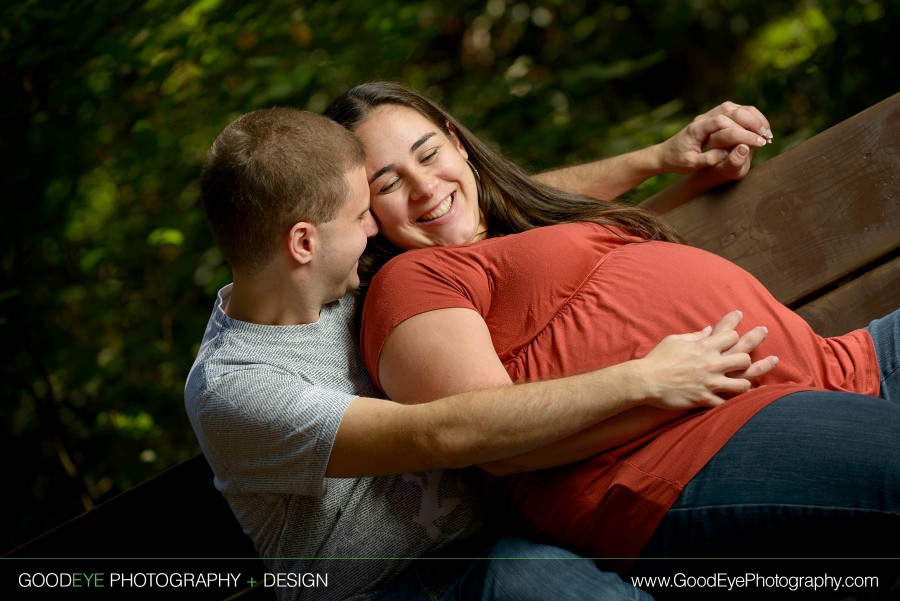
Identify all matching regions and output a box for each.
[184,285,488,601]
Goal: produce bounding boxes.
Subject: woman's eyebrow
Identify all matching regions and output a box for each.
[369,165,392,184]
[368,132,438,184]
[410,132,436,152]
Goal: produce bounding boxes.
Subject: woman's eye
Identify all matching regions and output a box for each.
[379,178,400,194]
[421,149,438,163]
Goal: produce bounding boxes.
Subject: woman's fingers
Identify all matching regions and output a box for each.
[706,313,779,383]
[708,374,752,396]
[676,324,714,342]
[707,126,768,151]
[695,101,772,140]
[740,355,779,379]
[726,325,768,355]
[712,310,744,334]
[642,310,779,410]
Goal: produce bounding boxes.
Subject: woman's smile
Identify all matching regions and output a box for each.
[417,192,455,222]
[353,104,484,250]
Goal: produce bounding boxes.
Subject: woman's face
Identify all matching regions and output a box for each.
[353,104,485,250]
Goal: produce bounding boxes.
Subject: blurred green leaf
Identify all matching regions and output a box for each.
[3,0,897,552]
[147,228,185,247]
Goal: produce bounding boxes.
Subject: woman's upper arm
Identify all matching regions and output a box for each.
[378,307,512,404]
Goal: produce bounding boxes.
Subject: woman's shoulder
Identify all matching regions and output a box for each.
[376,244,459,278]
[372,221,635,284]
[369,244,488,303]
[487,221,641,257]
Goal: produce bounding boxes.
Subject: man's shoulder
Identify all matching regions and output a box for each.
[184,290,374,410]
[185,321,368,405]
[184,295,294,410]
[186,324,305,402]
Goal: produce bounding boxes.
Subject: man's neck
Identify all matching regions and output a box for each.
[226,268,327,326]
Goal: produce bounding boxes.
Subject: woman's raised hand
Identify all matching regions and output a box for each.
[637,310,778,411]
[653,101,773,184]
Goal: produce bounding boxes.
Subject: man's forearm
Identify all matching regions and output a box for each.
[417,360,649,469]
[329,359,649,478]
[331,311,766,478]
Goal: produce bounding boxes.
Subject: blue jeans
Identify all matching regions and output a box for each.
[374,536,651,601]
[637,309,900,562]
[868,308,900,402]
[639,390,900,560]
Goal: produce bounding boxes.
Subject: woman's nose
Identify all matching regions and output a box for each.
[409,172,437,202]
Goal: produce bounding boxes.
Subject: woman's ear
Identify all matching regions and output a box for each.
[286,221,316,265]
[445,120,469,160]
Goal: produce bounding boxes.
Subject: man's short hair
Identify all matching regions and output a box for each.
[201,108,366,271]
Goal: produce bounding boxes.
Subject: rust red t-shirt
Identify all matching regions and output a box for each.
[360,221,878,564]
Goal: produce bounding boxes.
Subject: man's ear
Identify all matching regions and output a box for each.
[287,221,317,265]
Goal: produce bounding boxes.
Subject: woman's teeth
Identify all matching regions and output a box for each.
[418,194,453,222]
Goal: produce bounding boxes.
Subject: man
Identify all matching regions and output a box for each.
[185,107,767,600]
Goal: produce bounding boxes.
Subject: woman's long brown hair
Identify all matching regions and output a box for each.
[324,81,683,309]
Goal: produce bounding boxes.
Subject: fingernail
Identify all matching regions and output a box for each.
[772,356,779,364]
[762,326,768,334]
[756,136,766,146]
[736,144,749,157]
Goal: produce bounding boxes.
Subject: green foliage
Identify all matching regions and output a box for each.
[2,0,897,550]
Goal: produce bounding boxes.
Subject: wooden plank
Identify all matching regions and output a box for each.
[7,97,896,601]
[5,453,271,598]
[795,254,900,337]
[7,453,259,558]
[659,92,900,306]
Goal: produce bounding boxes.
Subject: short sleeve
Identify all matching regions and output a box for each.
[360,249,491,390]
[194,367,355,497]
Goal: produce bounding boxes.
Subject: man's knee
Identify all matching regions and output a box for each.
[481,537,652,601]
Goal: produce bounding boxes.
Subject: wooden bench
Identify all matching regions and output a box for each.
[5,454,270,599]
[642,91,900,335]
[7,93,898,600]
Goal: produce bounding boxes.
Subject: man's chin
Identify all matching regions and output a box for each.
[344,276,361,295]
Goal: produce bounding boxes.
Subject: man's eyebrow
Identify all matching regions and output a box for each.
[368,132,438,185]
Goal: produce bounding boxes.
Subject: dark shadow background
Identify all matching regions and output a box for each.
[2,0,898,553]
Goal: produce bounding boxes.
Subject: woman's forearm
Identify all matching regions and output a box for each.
[478,406,688,476]
[534,146,662,201]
